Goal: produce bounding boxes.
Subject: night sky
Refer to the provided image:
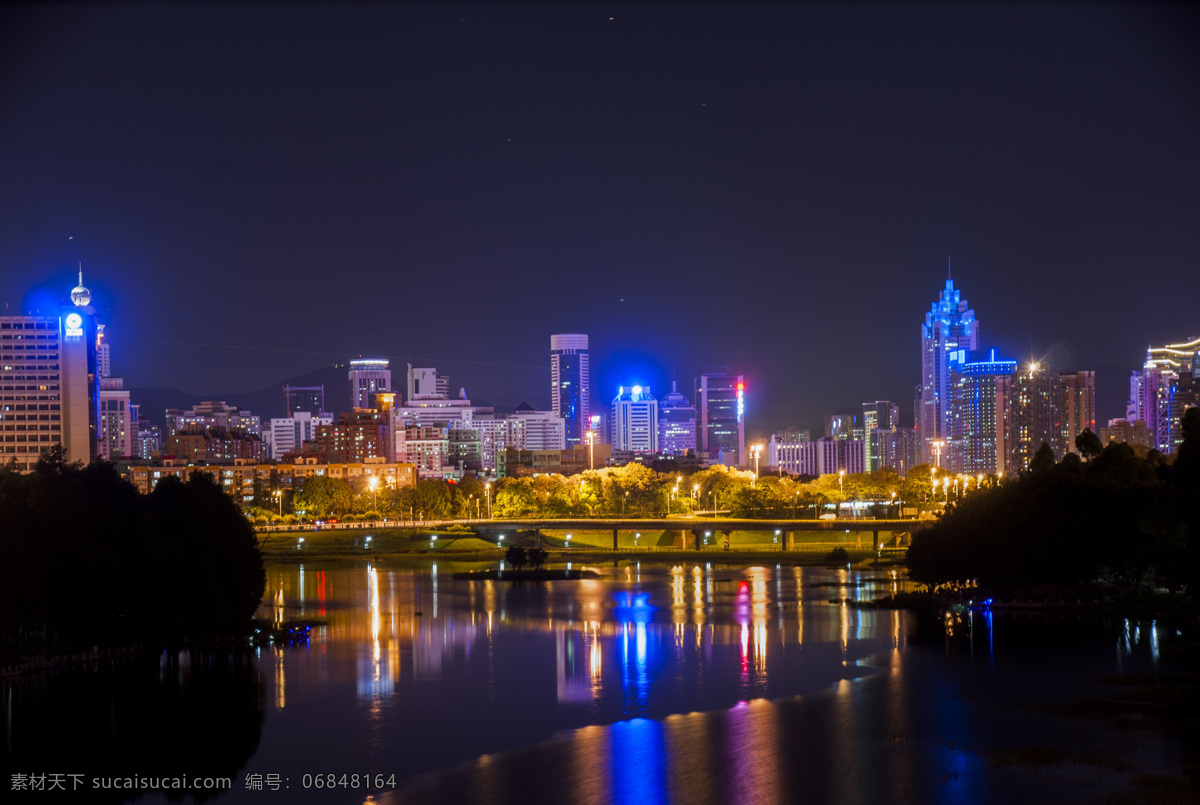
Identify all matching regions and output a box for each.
[2,3,1197,438]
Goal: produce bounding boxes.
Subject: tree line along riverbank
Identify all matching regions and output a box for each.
[907,409,1200,619]
[0,447,265,664]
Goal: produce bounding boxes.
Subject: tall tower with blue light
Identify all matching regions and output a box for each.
[918,276,977,465]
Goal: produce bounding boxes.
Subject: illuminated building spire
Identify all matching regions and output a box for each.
[70,264,91,307]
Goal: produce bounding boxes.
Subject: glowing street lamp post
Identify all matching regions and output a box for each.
[586,430,596,471]
[751,445,762,487]
[368,475,378,513]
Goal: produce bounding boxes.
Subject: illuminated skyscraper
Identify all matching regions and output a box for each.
[0,272,98,470]
[550,334,590,447]
[695,369,745,467]
[918,278,978,464]
[611,385,658,454]
[657,381,696,455]
[98,377,134,460]
[947,354,1016,476]
[348,358,391,410]
[1128,336,1200,454]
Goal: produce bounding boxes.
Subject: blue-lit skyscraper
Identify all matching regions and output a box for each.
[948,352,1016,476]
[918,277,978,465]
[550,334,590,447]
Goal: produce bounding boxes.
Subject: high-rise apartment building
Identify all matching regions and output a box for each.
[696,369,745,467]
[1004,363,1070,472]
[511,403,567,450]
[918,278,978,464]
[947,354,1017,476]
[0,273,98,470]
[611,385,659,454]
[872,427,919,476]
[1061,371,1097,448]
[862,401,900,471]
[96,323,111,379]
[657,381,697,455]
[348,358,391,410]
[98,376,134,460]
[267,411,334,461]
[311,408,392,464]
[550,334,590,447]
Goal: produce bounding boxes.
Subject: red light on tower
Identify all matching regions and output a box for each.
[737,382,744,391]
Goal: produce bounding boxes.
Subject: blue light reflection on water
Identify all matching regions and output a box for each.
[22,560,1184,805]
[611,718,666,805]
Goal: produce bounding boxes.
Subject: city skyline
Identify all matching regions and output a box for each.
[2,4,1197,437]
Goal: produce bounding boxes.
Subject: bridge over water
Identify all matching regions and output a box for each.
[470,517,933,552]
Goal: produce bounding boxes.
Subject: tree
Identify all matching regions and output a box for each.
[1075,429,1103,461]
[293,475,353,519]
[1029,442,1057,475]
[527,546,548,569]
[412,479,452,519]
[504,545,527,570]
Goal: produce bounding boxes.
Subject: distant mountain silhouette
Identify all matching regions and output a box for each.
[130,363,350,431]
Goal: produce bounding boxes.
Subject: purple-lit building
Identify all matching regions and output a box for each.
[657,381,696,456]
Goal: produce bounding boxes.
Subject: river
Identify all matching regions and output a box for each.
[3,559,1192,803]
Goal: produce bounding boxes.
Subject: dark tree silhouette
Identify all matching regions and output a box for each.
[527,546,548,569]
[504,545,527,570]
[907,428,1197,592]
[0,448,266,661]
[1029,442,1057,474]
[1075,428,1103,461]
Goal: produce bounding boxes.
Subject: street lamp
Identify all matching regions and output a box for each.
[622,491,629,516]
[751,445,762,486]
[586,430,596,470]
[485,482,492,518]
[932,439,944,469]
[273,489,282,516]
[368,475,378,513]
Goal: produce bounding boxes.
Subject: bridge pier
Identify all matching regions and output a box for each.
[872,530,879,551]
[785,530,793,551]
[613,528,619,551]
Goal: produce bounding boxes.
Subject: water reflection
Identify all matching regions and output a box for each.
[3,649,263,803]
[10,560,1180,805]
